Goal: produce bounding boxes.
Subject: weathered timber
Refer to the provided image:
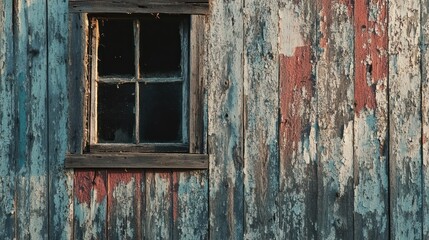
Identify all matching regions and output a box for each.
[207,0,244,238]
[316,0,355,239]
[68,13,88,154]
[353,0,389,239]
[65,153,209,169]
[108,170,143,239]
[172,15,208,240]
[278,0,318,238]
[15,0,49,238]
[145,171,173,239]
[0,1,15,239]
[74,170,108,239]
[388,0,423,239]
[423,0,429,237]
[243,0,279,239]
[48,0,73,239]
[69,0,209,15]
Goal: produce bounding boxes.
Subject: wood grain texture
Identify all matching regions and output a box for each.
[423,0,429,238]
[14,0,49,238]
[353,0,389,239]
[107,170,143,239]
[388,0,423,239]
[68,13,88,154]
[0,1,15,239]
[69,0,208,14]
[74,170,108,239]
[65,153,208,169]
[48,0,73,239]
[278,0,318,238]
[207,0,244,238]
[243,0,279,239]
[316,0,355,239]
[145,171,173,239]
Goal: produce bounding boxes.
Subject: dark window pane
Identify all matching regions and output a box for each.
[98,83,135,143]
[140,15,184,77]
[140,82,182,142]
[98,19,134,76]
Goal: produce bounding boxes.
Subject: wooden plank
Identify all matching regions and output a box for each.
[107,170,143,239]
[278,0,318,238]
[172,16,208,240]
[316,0,354,239]
[73,170,108,239]
[189,15,205,154]
[145,171,173,239]
[65,153,208,169]
[423,1,429,238]
[0,1,15,239]
[207,0,244,238]
[48,0,74,239]
[69,0,209,15]
[353,0,389,239]
[388,0,423,239]
[68,13,88,154]
[172,171,208,239]
[14,0,49,238]
[242,0,279,238]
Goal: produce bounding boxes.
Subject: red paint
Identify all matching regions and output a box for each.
[107,170,142,211]
[354,0,387,114]
[280,46,313,156]
[74,170,107,204]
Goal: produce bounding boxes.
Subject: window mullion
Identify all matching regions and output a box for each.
[134,19,140,144]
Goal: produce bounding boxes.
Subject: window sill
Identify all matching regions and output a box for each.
[65,152,208,169]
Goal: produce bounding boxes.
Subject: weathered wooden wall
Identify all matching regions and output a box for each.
[1,0,429,239]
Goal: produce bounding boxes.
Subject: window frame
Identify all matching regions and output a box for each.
[65,13,207,169]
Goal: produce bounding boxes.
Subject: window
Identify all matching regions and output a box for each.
[66,8,208,168]
[90,14,189,151]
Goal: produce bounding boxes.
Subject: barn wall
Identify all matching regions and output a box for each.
[0,0,428,239]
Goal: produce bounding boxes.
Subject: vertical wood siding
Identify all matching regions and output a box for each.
[0,1,15,239]
[388,0,423,239]
[353,0,389,239]
[1,0,429,239]
[278,0,318,238]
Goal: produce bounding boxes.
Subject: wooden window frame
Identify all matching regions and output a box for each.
[66,13,207,169]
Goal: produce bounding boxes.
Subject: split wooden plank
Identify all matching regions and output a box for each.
[47,0,73,239]
[243,0,279,239]
[0,1,15,239]
[423,0,429,238]
[353,0,389,239]
[107,170,143,239]
[388,0,423,239]
[69,0,209,15]
[73,170,108,239]
[145,171,173,239]
[14,0,49,238]
[278,0,318,238]
[207,0,244,238]
[172,15,208,240]
[316,0,355,239]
